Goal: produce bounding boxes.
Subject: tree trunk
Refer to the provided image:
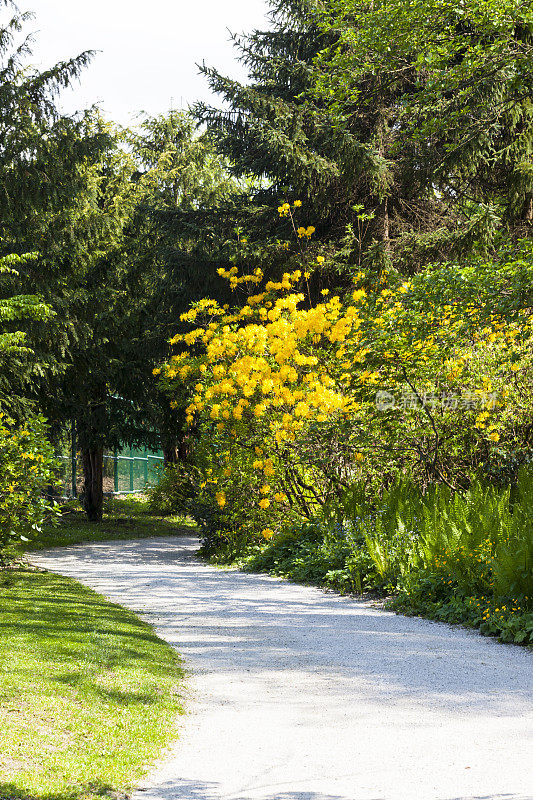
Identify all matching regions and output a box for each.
[162,433,192,466]
[163,442,179,467]
[382,196,391,256]
[81,446,104,522]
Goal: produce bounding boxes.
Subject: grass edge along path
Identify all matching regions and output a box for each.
[0,566,184,800]
[18,495,196,555]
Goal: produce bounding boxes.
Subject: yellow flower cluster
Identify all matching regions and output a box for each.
[217,266,263,290]
[278,200,302,216]
[156,261,532,519]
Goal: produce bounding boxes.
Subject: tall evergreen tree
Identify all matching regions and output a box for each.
[314,0,533,258]
[0,0,112,416]
[54,112,238,521]
[194,0,406,271]
[120,112,238,466]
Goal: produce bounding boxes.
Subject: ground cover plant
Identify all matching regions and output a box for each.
[213,472,532,647]
[0,567,184,800]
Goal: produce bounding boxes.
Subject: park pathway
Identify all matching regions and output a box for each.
[32,536,532,800]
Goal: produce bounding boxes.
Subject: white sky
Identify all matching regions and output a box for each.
[26,0,271,126]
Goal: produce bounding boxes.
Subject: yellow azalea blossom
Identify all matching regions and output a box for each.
[161,255,530,526]
[263,460,275,477]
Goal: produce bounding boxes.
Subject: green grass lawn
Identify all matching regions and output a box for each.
[0,567,184,800]
[0,494,194,799]
[20,494,195,554]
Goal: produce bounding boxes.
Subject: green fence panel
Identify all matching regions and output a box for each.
[58,449,164,498]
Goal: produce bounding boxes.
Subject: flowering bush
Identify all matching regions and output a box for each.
[0,414,58,559]
[157,226,533,542]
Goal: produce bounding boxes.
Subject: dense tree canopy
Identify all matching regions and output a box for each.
[1,0,533,538]
[313,0,533,259]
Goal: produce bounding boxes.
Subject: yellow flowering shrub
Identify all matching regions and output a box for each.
[0,415,58,558]
[150,189,533,551]
[158,243,533,537]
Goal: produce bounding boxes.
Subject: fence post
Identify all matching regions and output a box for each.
[114,449,119,493]
[71,421,77,498]
[143,448,148,487]
[129,448,134,492]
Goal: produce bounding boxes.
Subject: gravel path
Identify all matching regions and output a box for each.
[32,536,533,800]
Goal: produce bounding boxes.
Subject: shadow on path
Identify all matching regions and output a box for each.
[135,779,529,800]
[34,537,533,720]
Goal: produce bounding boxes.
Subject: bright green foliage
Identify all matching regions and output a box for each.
[0,1,113,420]
[331,470,533,644]
[226,472,533,645]
[0,253,53,414]
[0,414,57,558]
[0,568,183,798]
[128,111,235,212]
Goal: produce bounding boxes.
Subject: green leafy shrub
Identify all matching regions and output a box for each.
[244,521,379,593]
[148,463,198,515]
[0,415,58,560]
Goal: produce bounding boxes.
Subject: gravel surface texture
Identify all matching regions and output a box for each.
[31,535,533,800]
